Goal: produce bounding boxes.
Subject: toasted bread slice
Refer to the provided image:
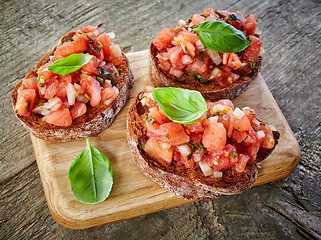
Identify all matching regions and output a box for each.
[11,31,134,142]
[150,44,262,102]
[127,92,280,200]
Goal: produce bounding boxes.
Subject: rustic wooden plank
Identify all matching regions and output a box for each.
[1,0,320,238]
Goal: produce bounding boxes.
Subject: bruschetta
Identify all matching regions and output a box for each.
[11,26,134,142]
[150,8,262,101]
[127,86,279,200]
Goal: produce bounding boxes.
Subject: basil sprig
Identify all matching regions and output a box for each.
[48,53,93,75]
[193,20,250,53]
[152,87,208,124]
[68,139,113,204]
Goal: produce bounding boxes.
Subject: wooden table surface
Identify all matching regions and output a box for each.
[1,0,320,239]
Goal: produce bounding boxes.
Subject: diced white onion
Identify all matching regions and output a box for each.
[193,149,204,162]
[178,19,186,27]
[213,171,223,178]
[255,29,263,35]
[209,67,222,80]
[242,107,250,110]
[74,83,81,91]
[169,67,184,78]
[106,32,115,39]
[209,116,218,124]
[110,44,122,58]
[177,145,191,156]
[181,55,193,65]
[268,125,277,131]
[160,142,171,150]
[195,40,205,52]
[66,83,78,106]
[32,105,50,115]
[45,97,62,111]
[233,107,244,119]
[259,48,264,57]
[199,161,213,177]
[207,50,222,65]
[257,130,265,139]
[141,98,146,106]
[104,86,119,105]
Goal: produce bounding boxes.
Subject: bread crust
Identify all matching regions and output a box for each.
[11,31,134,142]
[127,93,280,200]
[150,44,262,101]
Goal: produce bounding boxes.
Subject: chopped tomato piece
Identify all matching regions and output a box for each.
[97,34,113,59]
[15,89,37,117]
[70,102,86,119]
[82,56,99,75]
[80,75,101,107]
[240,35,262,62]
[192,14,205,25]
[235,153,250,172]
[43,108,72,127]
[55,74,72,100]
[22,77,38,90]
[152,28,174,51]
[244,14,257,35]
[232,113,251,132]
[144,138,173,165]
[168,46,185,70]
[44,80,59,99]
[147,122,190,146]
[202,122,226,152]
[149,106,170,124]
[222,53,242,70]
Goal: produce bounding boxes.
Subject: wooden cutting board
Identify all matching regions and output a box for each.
[30,50,300,229]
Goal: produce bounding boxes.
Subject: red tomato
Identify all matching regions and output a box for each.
[168,46,185,70]
[55,74,72,100]
[240,35,262,62]
[217,99,235,110]
[97,34,113,59]
[242,107,256,122]
[156,53,171,71]
[185,114,206,133]
[235,153,250,172]
[189,132,203,144]
[202,122,226,152]
[244,14,257,35]
[144,138,173,165]
[15,89,37,117]
[149,106,170,124]
[234,131,247,143]
[232,113,251,132]
[192,14,205,25]
[54,42,75,57]
[82,56,99,75]
[215,71,240,87]
[202,8,215,16]
[70,102,87,119]
[22,77,38,90]
[152,28,174,51]
[43,108,72,127]
[80,75,101,107]
[37,62,56,80]
[101,86,115,101]
[44,80,59,99]
[222,53,242,70]
[147,122,190,146]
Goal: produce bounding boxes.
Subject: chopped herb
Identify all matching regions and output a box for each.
[37,103,44,106]
[214,10,225,18]
[227,13,242,22]
[260,122,266,126]
[141,142,145,150]
[98,68,113,80]
[187,144,198,160]
[89,40,102,52]
[199,52,204,62]
[247,57,255,69]
[214,112,220,116]
[38,84,44,87]
[187,16,193,23]
[96,76,104,85]
[230,150,236,159]
[142,89,147,94]
[165,134,169,138]
[247,36,252,43]
[188,72,209,84]
[250,110,255,115]
[241,136,248,143]
[253,127,257,131]
[36,78,40,83]
[146,115,156,124]
[26,101,31,112]
[15,109,18,113]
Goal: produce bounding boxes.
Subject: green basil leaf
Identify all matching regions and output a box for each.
[152,87,208,124]
[193,20,250,53]
[68,139,113,204]
[48,54,93,75]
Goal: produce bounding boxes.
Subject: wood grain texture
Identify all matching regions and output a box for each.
[1,0,320,239]
[29,50,300,229]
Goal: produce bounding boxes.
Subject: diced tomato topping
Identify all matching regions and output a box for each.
[70,102,86,119]
[235,153,250,172]
[244,14,257,35]
[15,89,37,117]
[43,108,72,127]
[149,106,170,124]
[234,131,247,143]
[202,122,226,152]
[222,53,242,70]
[152,28,174,51]
[202,8,216,16]
[145,138,174,165]
[55,74,72,100]
[215,71,240,87]
[168,46,185,70]
[82,56,99,75]
[44,80,59,99]
[189,132,203,144]
[80,75,101,107]
[101,86,115,101]
[232,113,251,132]
[147,122,190,146]
[242,107,257,122]
[22,77,38,90]
[192,14,205,25]
[185,55,210,75]
[241,35,262,62]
